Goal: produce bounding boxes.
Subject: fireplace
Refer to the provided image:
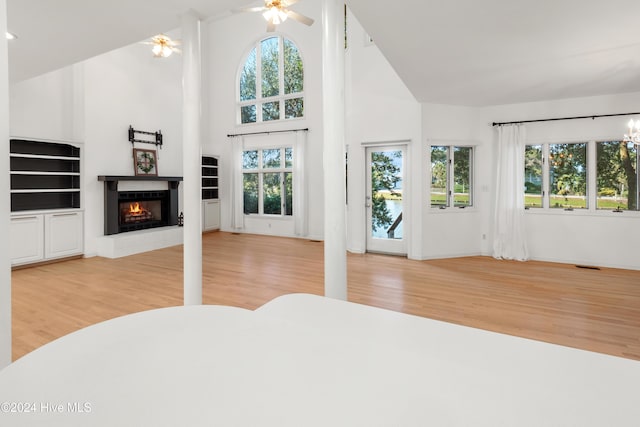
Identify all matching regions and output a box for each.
[118,191,167,233]
[98,176,182,235]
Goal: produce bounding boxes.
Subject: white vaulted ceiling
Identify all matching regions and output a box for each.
[346,0,640,106]
[6,0,255,82]
[7,0,640,106]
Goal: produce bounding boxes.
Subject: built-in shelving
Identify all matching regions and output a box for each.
[202,156,218,200]
[9,138,84,267]
[202,155,220,231]
[10,139,81,212]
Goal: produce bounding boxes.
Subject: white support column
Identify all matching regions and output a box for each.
[0,0,12,367]
[182,10,203,305]
[322,0,347,300]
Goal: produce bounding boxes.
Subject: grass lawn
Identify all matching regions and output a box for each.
[430,192,630,210]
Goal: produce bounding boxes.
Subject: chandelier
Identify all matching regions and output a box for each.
[623,119,640,145]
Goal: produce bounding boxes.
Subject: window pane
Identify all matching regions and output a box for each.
[263,149,281,168]
[284,172,293,216]
[263,173,281,215]
[525,145,543,208]
[597,141,638,210]
[453,146,472,207]
[285,147,293,168]
[243,173,258,214]
[549,143,587,209]
[284,39,303,94]
[240,48,257,101]
[431,146,448,207]
[261,37,279,98]
[285,98,304,119]
[241,105,256,124]
[262,102,280,121]
[243,150,258,169]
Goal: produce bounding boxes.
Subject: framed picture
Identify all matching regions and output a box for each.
[133,148,158,176]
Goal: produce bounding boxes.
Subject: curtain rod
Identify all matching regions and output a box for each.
[492,112,640,127]
[227,128,309,138]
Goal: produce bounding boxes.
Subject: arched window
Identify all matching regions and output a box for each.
[238,36,304,124]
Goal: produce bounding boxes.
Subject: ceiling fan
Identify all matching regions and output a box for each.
[143,34,181,58]
[237,0,314,32]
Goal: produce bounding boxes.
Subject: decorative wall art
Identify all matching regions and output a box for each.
[133,148,158,176]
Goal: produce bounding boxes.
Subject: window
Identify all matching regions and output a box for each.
[239,36,304,124]
[430,146,474,208]
[549,142,587,209]
[242,147,293,216]
[523,140,640,212]
[597,141,638,210]
[524,145,543,208]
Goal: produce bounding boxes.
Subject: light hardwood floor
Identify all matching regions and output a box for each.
[11,231,640,361]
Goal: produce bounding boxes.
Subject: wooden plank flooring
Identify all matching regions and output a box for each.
[11,231,640,361]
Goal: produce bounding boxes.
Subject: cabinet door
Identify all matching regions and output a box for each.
[202,200,220,231]
[44,211,84,259]
[10,215,44,265]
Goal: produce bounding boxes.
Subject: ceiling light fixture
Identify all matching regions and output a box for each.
[263,4,288,25]
[146,34,180,58]
[623,119,640,146]
[5,32,17,40]
[236,0,314,32]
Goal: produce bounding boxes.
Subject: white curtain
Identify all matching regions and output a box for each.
[493,124,529,261]
[231,136,245,230]
[293,131,308,237]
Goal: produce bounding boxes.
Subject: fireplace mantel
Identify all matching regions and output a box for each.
[98,175,183,182]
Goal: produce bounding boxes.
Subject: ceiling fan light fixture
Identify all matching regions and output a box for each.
[149,34,176,58]
[152,43,173,58]
[263,7,288,25]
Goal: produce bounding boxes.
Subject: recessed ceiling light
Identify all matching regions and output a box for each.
[6,32,17,40]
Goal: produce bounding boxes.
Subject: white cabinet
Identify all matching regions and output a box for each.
[203,200,220,231]
[9,214,44,265]
[10,211,83,267]
[44,211,84,259]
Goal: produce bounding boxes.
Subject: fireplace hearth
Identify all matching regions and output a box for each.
[98,176,182,235]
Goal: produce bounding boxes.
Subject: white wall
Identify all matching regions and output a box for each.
[480,92,640,270]
[345,9,423,258]
[420,103,490,259]
[83,38,183,255]
[10,65,83,142]
[1,0,12,368]
[9,37,185,257]
[205,1,324,240]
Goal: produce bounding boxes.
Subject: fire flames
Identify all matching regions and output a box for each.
[129,202,144,215]
[122,202,152,223]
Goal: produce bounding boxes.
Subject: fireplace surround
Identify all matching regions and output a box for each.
[98,176,182,235]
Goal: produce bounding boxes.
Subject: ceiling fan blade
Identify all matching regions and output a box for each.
[266,20,277,32]
[283,0,299,6]
[286,10,314,26]
[233,6,266,13]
